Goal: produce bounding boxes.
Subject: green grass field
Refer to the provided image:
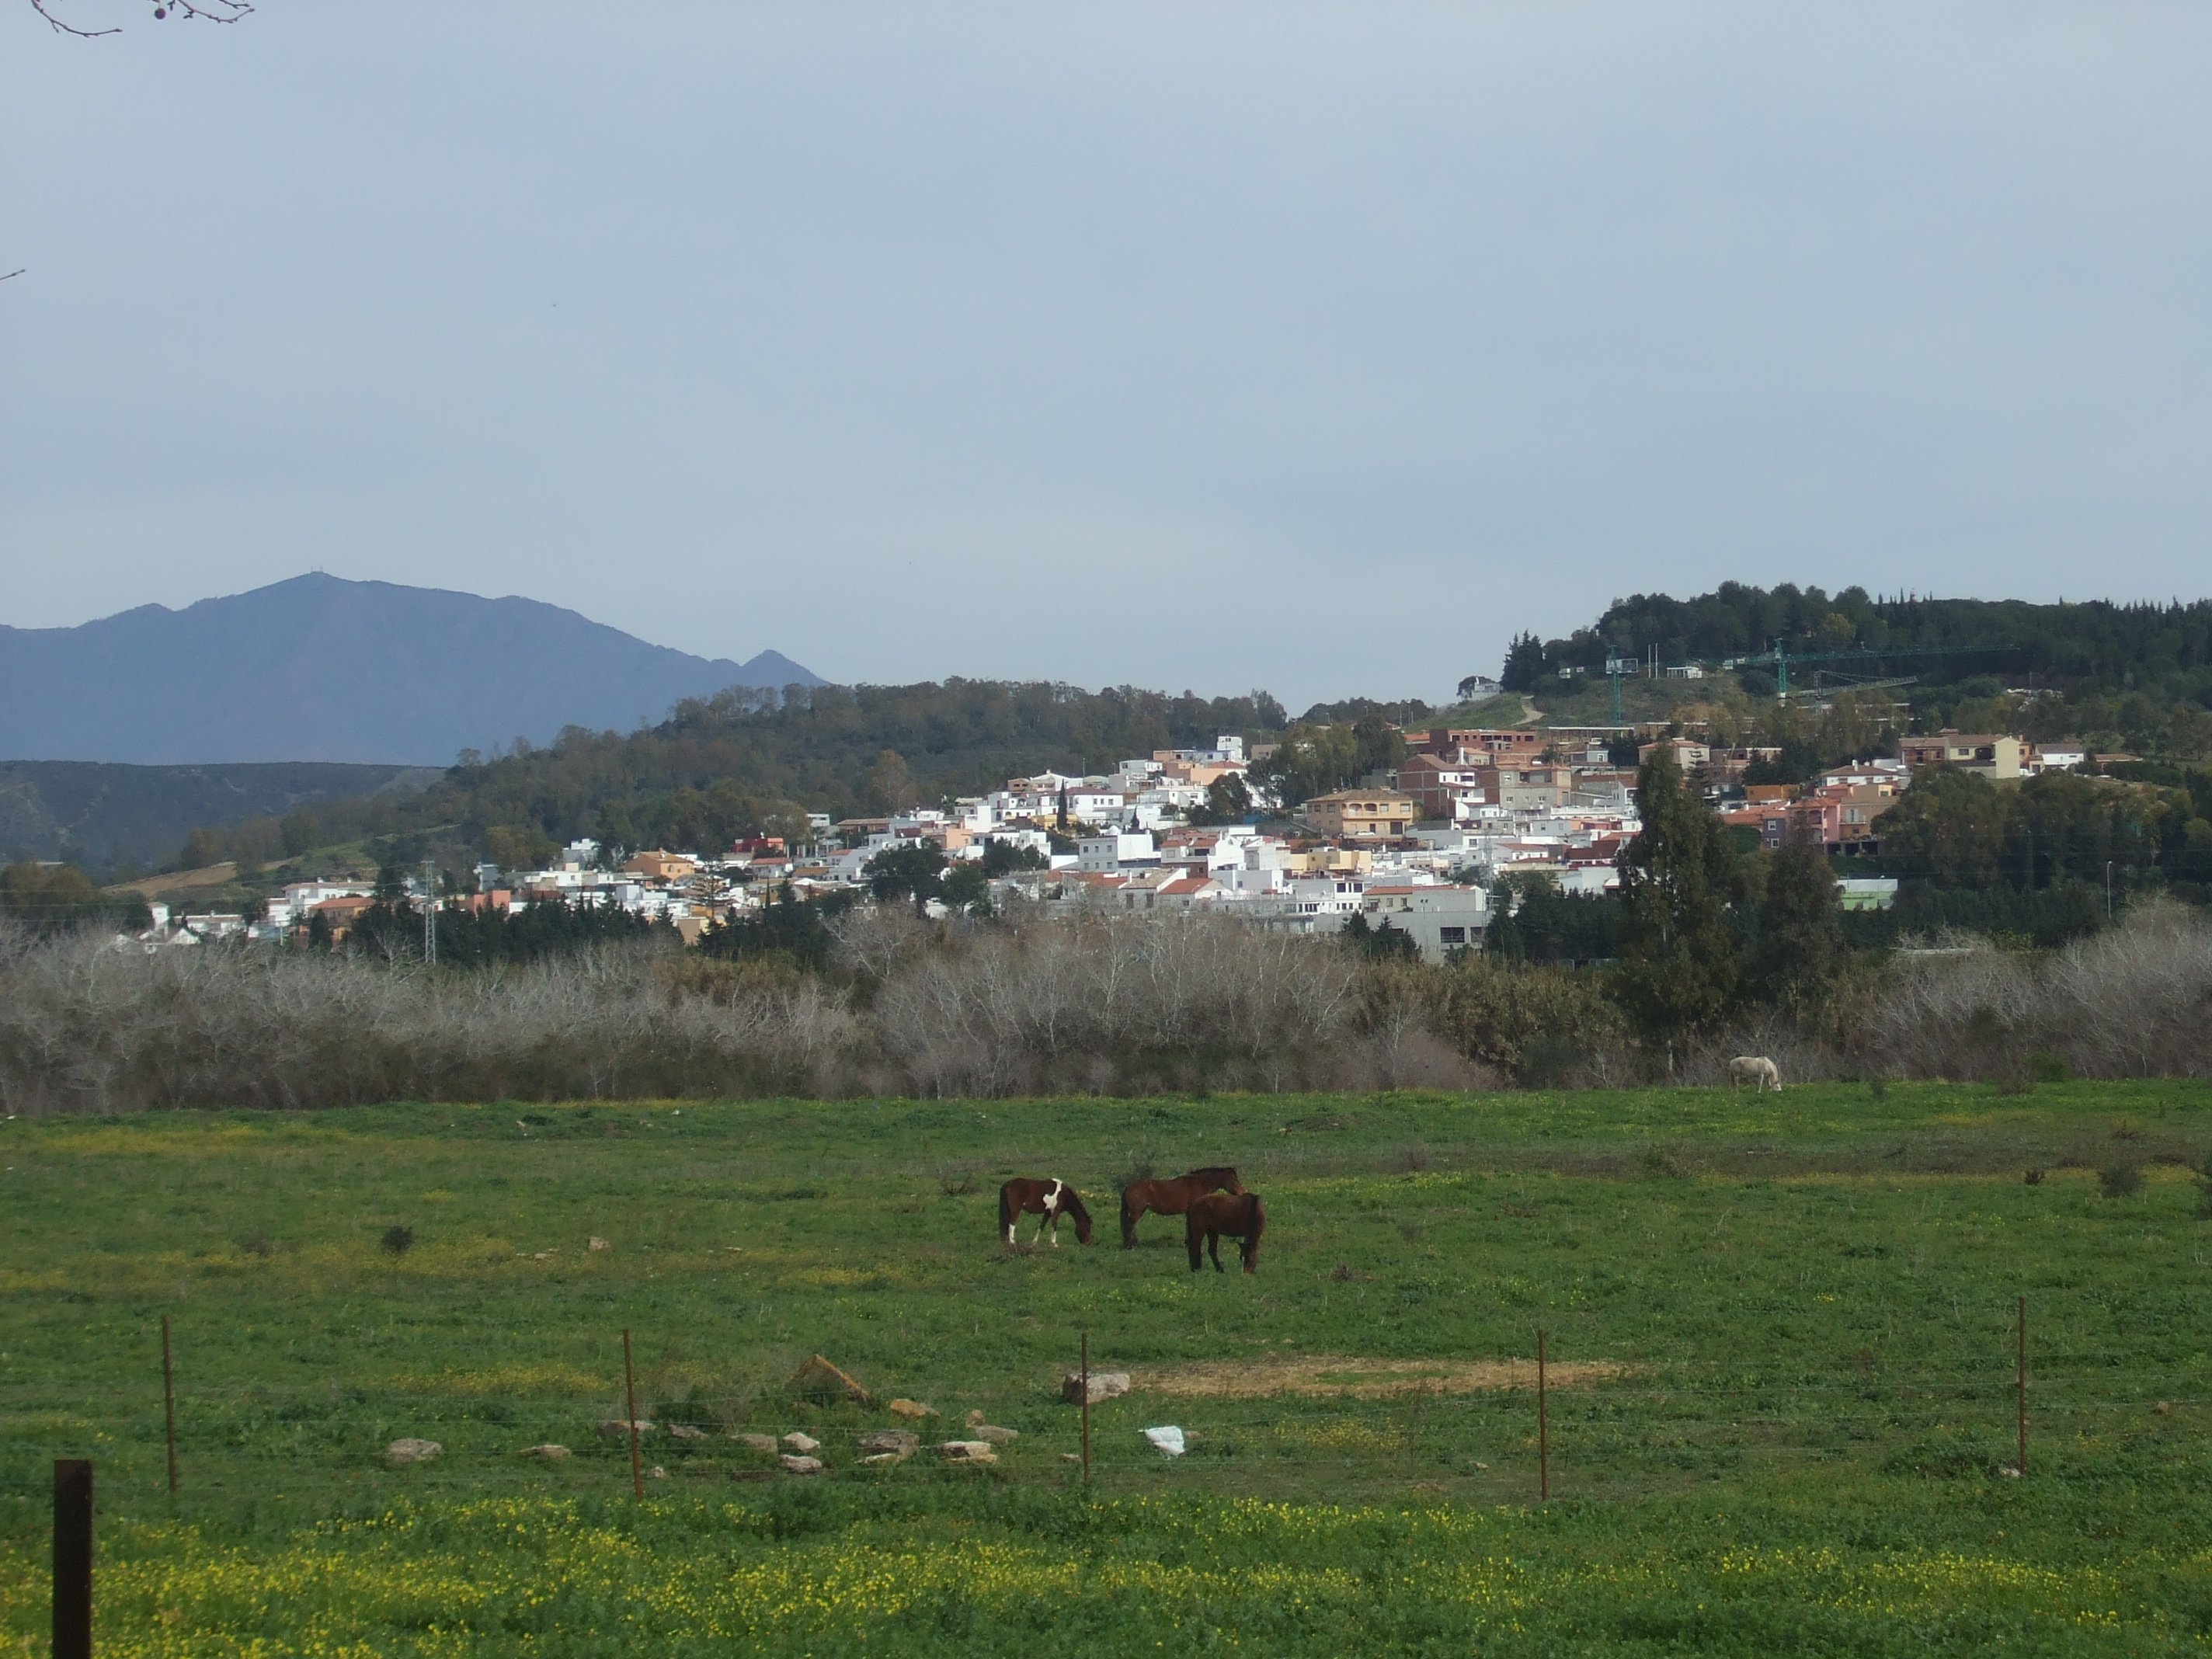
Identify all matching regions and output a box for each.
[5,1082,2210,1654]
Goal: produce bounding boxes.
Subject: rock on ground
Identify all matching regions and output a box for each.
[668,1424,709,1440]
[974,1424,1019,1445]
[387,1438,441,1463]
[857,1430,920,1457]
[887,1398,938,1421]
[781,1454,825,1474]
[1063,1372,1130,1404]
[736,1433,780,1454]
[523,1444,571,1460]
[782,1431,822,1453]
[789,1354,873,1407]
[597,1419,655,1439]
[937,1440,999,1463]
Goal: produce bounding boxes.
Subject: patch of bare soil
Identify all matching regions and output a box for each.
[1131,1355,1625,1399]
[103,862,236,897]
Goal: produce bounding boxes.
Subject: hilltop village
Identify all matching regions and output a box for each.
[133,721,2093,964]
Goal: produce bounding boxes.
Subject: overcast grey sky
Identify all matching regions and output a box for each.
[5,2,2209,709]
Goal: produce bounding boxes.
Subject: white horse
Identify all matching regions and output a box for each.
[1728,1056,1782,1091]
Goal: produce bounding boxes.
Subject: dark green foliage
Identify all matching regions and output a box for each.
[1749,834,1843,1014]
[1856,767,2176,944]
[338,895,663,965]
[1532,583,2212,701]
[978,839,1047,877]
[1483,875,1619,965]
[2098,1162,2145,1198]
[1341,913,1418,962]
[940,862,992,917]
[1500,629,1550,691]
[1614,749,1741,1042]
[865,842,948,913]
[701,886,856,971]
[1253,718,1408,809]
[379,1224,414,1255]
[1880,770,2165,891]
[0,862,149,934]
[1186,773,1253,826]
[170,680,1291,869]
[430,896,664,967]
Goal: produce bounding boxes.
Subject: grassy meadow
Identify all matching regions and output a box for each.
[3,1081,2210,1654]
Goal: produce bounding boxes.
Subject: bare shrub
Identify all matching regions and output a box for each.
[1859,903,2212,1083]
[866,912,1365,1097]
[0,924,856,1115]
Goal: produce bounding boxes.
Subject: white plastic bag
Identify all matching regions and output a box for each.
[1143,1425,1186,1456]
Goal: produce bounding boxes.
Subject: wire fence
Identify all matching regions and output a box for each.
[5,1302,2205,1509]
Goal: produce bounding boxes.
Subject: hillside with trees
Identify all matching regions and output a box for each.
[166,680,1291,881]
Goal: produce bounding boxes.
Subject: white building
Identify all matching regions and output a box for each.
[1361,884,1490,960]
[1076,832,1160,873]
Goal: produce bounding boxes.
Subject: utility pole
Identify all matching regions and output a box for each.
[421,859,437,964]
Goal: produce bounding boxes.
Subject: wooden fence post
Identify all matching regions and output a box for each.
[162,1316,179,1495]
[1537,1330,1549,1501]
[54,1459,92,1659]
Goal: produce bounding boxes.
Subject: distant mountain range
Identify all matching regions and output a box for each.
[0,575,823,766]
[0,760,442,874]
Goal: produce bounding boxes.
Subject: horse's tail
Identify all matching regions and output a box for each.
[1120,1184,1141,1247]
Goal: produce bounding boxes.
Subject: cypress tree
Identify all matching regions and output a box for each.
[1614,747,1740,1047]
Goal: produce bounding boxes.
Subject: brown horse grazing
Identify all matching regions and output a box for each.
[997,1178,1094,1249]
[1186,1191,1266,1275]
[1121,1167,1244,1248]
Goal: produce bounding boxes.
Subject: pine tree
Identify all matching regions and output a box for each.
[1500,631,1549,693]
[1613,747,1740,1047]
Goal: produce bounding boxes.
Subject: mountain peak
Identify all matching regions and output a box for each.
[0,576,825,765]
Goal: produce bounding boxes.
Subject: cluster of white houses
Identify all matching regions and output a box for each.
[137,722,2092,962]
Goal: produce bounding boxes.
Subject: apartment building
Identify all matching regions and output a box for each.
[1300,789,1419,839]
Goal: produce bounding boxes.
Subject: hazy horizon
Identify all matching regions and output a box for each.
[8,4,2210,708]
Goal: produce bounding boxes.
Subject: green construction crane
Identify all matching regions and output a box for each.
[1604,656,1635,725]
[1746,638,2009,698]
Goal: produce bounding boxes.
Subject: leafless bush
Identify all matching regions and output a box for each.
[0,925,855,1115]
[867,912,1365,1097]
[1859,902,2212,1081]
[23,897,2212,1113]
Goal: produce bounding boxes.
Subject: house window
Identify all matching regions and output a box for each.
[1439,926,1466,944]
